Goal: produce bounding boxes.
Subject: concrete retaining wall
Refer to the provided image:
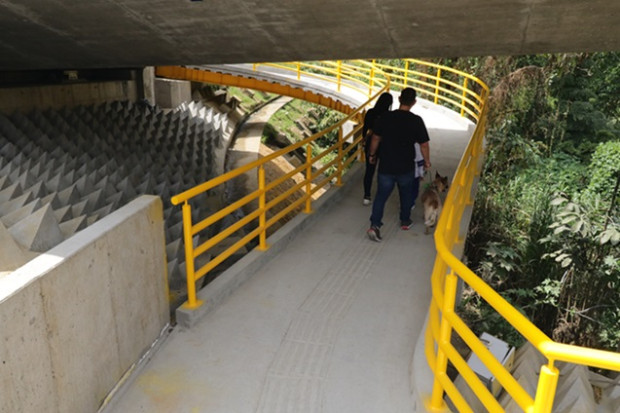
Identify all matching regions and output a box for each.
[0,80,138,113]
[0,195,169,413]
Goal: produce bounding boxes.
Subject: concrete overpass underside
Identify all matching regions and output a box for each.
[0,0,619,71]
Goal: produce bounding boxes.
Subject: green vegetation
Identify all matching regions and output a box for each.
[221,86,276,111]
[456,53,620,351]
[261,99,347,175]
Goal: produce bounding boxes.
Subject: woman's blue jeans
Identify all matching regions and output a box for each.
[369,171,415,228]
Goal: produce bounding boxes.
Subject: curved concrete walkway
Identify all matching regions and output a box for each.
[102,67,474,413]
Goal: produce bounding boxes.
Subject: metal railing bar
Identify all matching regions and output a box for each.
[265,194,309,229]
[193,208,262,258]
[264,163,308,193]
[194,225,263,280]
[191,190,261,235]
[438,339,505,412]
[264,179,308,212]
[447,311,535,410]
[436,371,475,413]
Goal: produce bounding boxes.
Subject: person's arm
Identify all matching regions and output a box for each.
[420,141,431,170]
[368,134,381,164]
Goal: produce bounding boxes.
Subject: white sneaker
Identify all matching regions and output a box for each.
[363,198,371,206]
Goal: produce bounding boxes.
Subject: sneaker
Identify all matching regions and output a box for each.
[367,226,382,242]
[363,197,371,206]
[401,219,414,230]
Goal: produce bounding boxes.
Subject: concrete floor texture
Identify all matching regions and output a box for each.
[104,97,473,412]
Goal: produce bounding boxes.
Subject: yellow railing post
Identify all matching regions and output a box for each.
[305,143,313,213]
[434,68,442,104]
[336,126,343,186]
[533,363,560,413]
[257,165,269,251]
[429,270,459,409]
[404,60,410,87]
[182,202,203,309]
[460,78,469,117]
[337,60,342,92]
[369,59,376,97]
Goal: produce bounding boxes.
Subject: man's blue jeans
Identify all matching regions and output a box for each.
[370,171,415,228]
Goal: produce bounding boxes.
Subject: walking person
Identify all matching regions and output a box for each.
[366,87,430,242]
[362,92,393,205]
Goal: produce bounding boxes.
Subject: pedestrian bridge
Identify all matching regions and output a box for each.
[103,62,477,413]
[3,60,618,413]
[103,61,620,413]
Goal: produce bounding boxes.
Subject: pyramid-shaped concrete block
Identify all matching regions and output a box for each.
[9,203,64,252]
[0,221,35,271]
[1,198,42,228]
[53,204,73,223]
[74,162,88,178]
[104,192,123,210]
[0,191,34,216]
[71,199,90,218]
[11,152,25,166]
[58,183,81,206]
[168,220,185,240]
[167,258,182,286]
[117,177,137,201]
[36,166,52,184]
[59,215,87,238]
[25,181,46,199]
[0,175,11,191]
[46,171,68,192]
[0,182,22,204]
[136,174,155,194]
[91,203,113,220]
[86,214,99,226]
[166,238,184,263]
[16,169,37,189]
[41,192,62,209]
[0,141,17,159]
[28,159,44,179]
[62,168,75,186]
[74,174,94,196]
[83,188,104,211]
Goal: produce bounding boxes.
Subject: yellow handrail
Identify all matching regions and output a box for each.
[160,59,620,413]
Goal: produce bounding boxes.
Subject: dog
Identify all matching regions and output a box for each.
[420,172,449,234]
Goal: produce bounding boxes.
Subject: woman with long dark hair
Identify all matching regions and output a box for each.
[362,92,393,205]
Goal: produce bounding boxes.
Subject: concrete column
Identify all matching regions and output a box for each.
[142,67,156,105]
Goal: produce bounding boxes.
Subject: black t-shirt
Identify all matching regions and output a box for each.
[373,109,430,175]
[363,107,381,137]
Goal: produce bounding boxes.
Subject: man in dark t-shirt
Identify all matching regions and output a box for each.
[366,87,430,242]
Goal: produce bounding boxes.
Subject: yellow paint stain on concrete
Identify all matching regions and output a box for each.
[136,368,211,411]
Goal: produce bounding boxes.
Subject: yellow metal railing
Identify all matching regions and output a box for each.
[163,59,620,413]
[420,75,620,411]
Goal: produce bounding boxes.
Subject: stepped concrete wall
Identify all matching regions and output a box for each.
[0,195,169,413]
[0,99,232,308]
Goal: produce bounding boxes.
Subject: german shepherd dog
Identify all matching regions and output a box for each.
[421,172,449,234]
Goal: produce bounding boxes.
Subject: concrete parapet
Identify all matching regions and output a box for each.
[0,195,169,413]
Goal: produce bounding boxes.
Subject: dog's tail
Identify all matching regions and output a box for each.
[425,208,439,228]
